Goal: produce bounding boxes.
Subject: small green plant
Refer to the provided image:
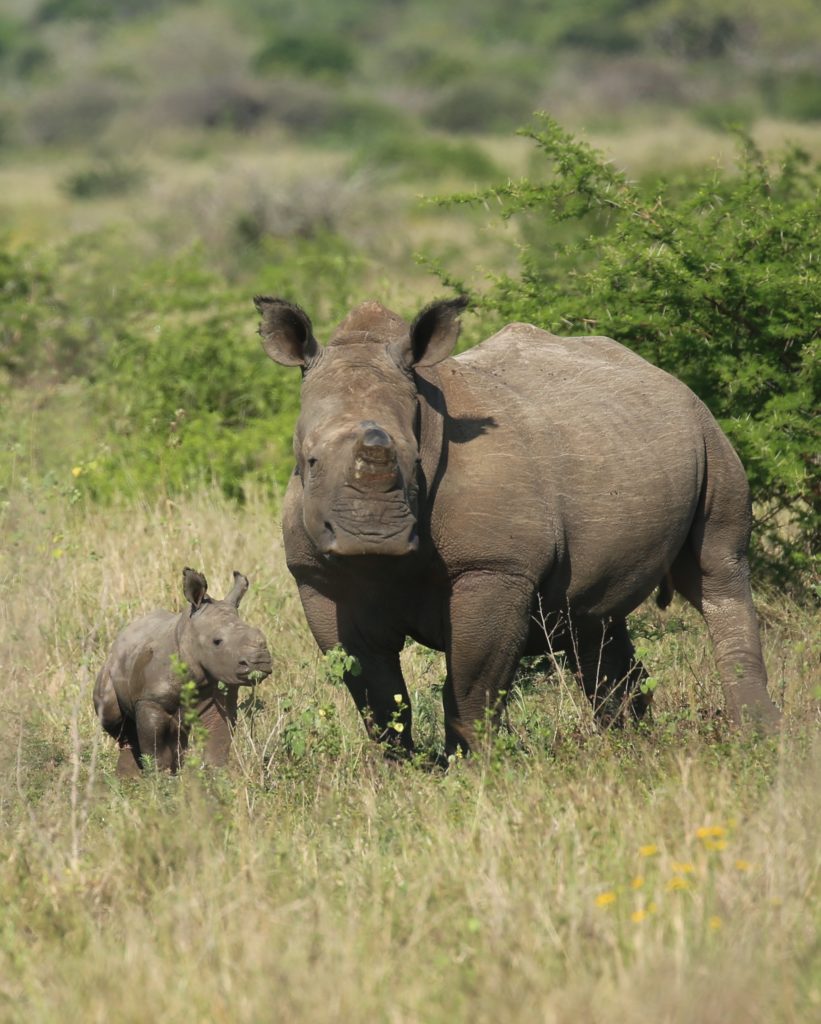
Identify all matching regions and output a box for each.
[171,654,208,753]
[322,645,362,685]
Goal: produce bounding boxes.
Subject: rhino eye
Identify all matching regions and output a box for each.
[213,638,223,647]
[307,457,318,468]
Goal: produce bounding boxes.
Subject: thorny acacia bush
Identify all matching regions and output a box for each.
[0,485,819,1022]
[439,116,820,592]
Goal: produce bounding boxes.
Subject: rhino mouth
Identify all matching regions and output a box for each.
[318,491,418,556]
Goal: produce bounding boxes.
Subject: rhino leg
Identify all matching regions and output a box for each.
[94,667,143,776]
[297,580,414,752]
[338,651,412,753]
[199,688,239,767]
[135,701,182,771]
[444,572,532,754]
[568,617,651,726]
[669,431,781,731]
[672,547,780,731]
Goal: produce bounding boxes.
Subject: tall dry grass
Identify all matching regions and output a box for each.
[0,486,818,1022]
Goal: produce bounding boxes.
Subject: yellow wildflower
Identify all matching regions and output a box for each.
[71,466,83,478]
[708,916,723,930]
[671,862,695,874]
[639,844,659,857]
[391,721,404,733]
[631,909,647,923]
[595,891,617,908]
[630,876,645,890]
[734,859,753,872]
[393,693,403,704]
[704,838,728,852]
[696,825,727,840]
[666,875,690,891]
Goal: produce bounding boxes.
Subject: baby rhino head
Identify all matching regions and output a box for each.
[180,568,272,687]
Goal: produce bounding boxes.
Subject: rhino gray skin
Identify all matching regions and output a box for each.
[94,568,272,776]
[256,295,781,755]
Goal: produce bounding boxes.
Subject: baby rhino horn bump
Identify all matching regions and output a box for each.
[225,571,249,608]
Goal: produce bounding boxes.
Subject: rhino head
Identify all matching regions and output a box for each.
[178,568,273,686]
[257,296,467,557]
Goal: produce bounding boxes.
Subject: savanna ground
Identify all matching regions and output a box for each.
[1,483,819,1023]
[2,0,820,1020]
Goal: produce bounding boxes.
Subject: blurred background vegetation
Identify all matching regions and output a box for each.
[1,0,818,589]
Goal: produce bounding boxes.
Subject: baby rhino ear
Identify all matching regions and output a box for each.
[183,567,208,612]
[225,571,249,608]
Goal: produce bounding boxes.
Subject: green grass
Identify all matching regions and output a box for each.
[0,484,818,1021]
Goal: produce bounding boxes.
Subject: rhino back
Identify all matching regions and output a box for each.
[105,610,182,715]
[431,324,709,613]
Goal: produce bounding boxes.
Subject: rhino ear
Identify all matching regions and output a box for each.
[225,571,249,608]
[183,567,208,612]
[255,296,320,368]
[398,296,469,368]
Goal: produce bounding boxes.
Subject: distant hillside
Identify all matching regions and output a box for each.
[2,0,820,154]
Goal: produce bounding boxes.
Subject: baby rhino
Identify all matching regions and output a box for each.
[94,568,272,776]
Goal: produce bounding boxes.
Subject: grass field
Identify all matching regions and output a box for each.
[1,484,818,1022]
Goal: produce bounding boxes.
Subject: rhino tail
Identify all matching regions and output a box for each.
[656,572,675,611]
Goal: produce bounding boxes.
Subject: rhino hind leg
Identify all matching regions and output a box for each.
[667,450,781,731]
[94,667,143,776]
[569,617,652,726]
[671,545,780,731]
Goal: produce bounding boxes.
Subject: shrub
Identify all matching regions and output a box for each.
[61,159,145,199]
[66,234,365,502]
[427,79,534,134]
[438,116,820,591]
[253,32,356,78]
[355,132,501,183]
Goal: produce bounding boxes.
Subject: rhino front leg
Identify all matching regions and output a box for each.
[444,572,532,755]
[297,580,413,752]
[344,651,414,753]
[199,688,239,767]
[135,701,181,771]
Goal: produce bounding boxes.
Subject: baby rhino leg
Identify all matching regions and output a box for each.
[135,701,181,771]
[93,668,141,777]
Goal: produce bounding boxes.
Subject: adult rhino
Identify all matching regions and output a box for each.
[256,295,780,754]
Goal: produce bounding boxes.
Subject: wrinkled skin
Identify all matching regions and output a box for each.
[93,569,272,776]
[256,296,781,756]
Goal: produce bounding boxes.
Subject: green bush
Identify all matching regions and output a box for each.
[427,79,535,134]
[439,116,820,590]
[254,32,356,78]
[761,71,821,122]
[61,159,145,199]
[355,131,501,182]
[72,234,364,501]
